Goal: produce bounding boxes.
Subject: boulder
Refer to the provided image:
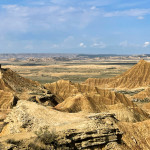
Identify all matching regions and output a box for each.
[1,100,124,149]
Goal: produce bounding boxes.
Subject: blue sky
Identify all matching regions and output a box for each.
[0,0,150,54]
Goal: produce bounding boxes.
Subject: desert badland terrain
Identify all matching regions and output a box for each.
[0,54,150,149]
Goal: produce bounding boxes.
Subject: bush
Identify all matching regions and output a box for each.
[6,139,21,145]
[35,126,57,145]
[28,142,51,150]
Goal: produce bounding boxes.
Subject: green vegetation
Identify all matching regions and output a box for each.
[6,139,21,145]
[132,98,150,103]
[1,59,136,84]
[35,126,57,145]
[117,89,145,96]
[65,62,136,66]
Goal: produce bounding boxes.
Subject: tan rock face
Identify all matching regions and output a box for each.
[0,68,40,92]
[85,59,150,89]
[0,90,18,111]
[0,68,58,108]
[137,102,150,115]
[45,80,149,122]
[0,63,150,149]
[1,100,124,149]
[118,120,150,150]
[133,87,150,100]
[1,100,150,150]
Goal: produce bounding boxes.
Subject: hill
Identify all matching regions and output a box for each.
[0,68,40,92]
[45,80,149,122]
[85,59,150,89]
[133,87,150,100]
[0,67,60,110]
[0,64,150,149]
[140,102,150,114]
[118,120,150,150]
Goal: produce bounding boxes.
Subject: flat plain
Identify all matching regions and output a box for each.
[0,58,139,84]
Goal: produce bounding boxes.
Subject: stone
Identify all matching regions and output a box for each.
[1,100,123,149]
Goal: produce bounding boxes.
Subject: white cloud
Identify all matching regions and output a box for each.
[103,9,150,17]
[91,42,106,48]
[119,41,128,47]
[0,3,99,33]
[0,1,150,53]
[79,42,86,48]
[119,41,141,48]
[2,3,149,37]
[137,16,144,20]
[30,1,46,6]
[60,36,76,48]
[63,36,74,42]
[90,6,96,10]
[80,0,114,7]
[25,44,35,50]
[144,42,150,47]
[51,44,59,48]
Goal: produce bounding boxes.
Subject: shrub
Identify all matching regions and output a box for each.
[28,142,50,150]
[35,126,57,145]
[6,139,21,145]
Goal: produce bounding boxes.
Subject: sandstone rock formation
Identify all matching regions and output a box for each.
[0,68,40,92]
[118,120,150,150]
[45,80,131,103]
[45,80,149,122]
[137,102,150,115]
[0,90,19,133]
[0,63,150,149]
[85,59,150,89]
[0,90,18,111]
[133,87,150,100]
[0,68,58,108]
[28,93,59,107]
[0,100,125,149]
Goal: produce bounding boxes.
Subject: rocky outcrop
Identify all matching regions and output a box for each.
[0,90,18,111]
[0,90,19,137]
[133,87,150,100]
[118,120,150,150]
[0,63,150,150]
[45,80,149,122]
[57,119,123,149]
[0,100,125,149]
[28,93,59,107]
[44,80,134,106]
[0,68,60,107]
[0,68,40,92]
[137,102,150,115]
[85,59,150,89]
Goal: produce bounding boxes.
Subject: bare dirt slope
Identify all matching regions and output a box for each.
[118,120,150,150]
[1,100,150,150]
[0,63,149,149]
[85,59,150,89]
[0,68,58,107]
[45,80,132,103]
[0,90,18,111]
[133,87,150,100]
[0,90,19,133]
[45,80,149,122]
[136,102,150,115]
[0,68,40,92]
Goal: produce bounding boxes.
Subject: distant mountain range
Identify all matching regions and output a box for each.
[0,53,150,59]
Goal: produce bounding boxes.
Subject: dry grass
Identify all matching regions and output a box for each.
[0,59,135,84]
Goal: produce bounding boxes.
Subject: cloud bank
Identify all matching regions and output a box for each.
[0,0,150,53]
